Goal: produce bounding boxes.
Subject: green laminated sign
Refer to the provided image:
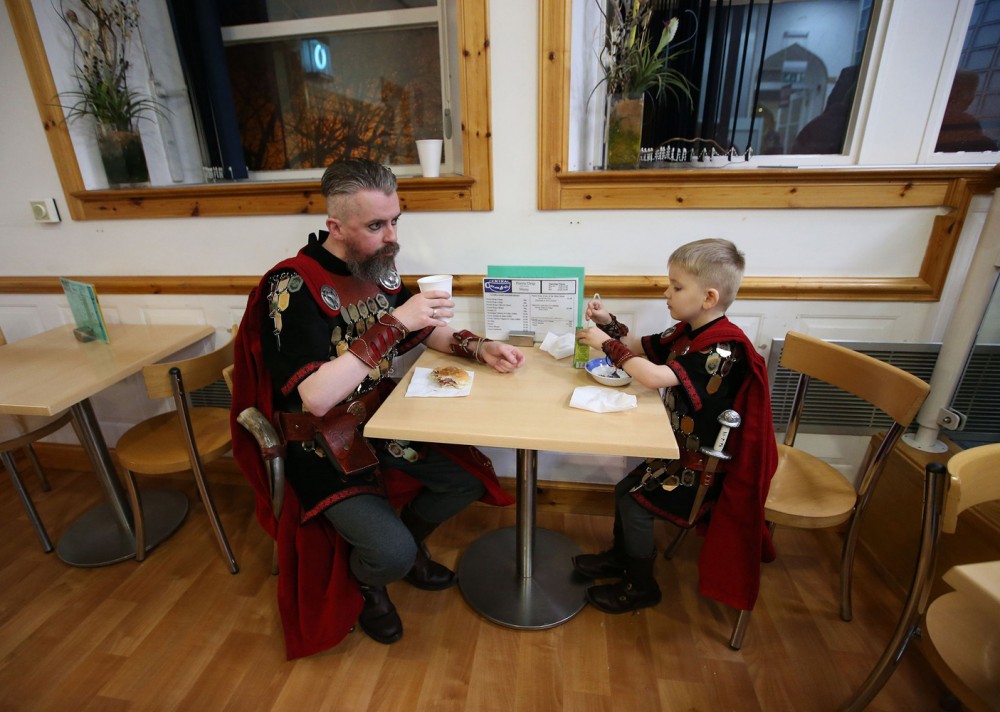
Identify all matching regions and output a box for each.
[60,278,110,343]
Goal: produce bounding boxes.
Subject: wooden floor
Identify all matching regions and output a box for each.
[0,464,953,712]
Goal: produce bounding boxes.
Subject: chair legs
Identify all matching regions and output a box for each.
[841,462,949,712]
[3,451,54,552]
[124,463,238,573]
[122,468,147,561]
[189,460,239,574]
[24,444,51,491]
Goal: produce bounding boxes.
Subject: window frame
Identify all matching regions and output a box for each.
[6,0,494,220]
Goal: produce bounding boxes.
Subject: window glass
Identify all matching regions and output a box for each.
[168,0,449,180]
[225,28,442,171]
[573,0,876,169]
[935,0,1000,153]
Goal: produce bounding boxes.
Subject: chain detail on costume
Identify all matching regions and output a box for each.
[450,329,492,363]
[601,338,638,370]
[267,270,304,351]
[597,313,629,340]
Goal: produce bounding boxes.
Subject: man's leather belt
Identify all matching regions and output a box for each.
[276,389,382,478]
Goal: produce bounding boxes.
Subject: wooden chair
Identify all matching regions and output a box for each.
[1,326,76,551]
[115,331,238,573]
[668,331,930,649]
[844,442,1000,712]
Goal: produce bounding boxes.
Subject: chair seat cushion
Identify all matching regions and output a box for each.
[764,444,858,528]
[116,407,232,475]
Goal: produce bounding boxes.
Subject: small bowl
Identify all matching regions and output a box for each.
[585,357,633,386]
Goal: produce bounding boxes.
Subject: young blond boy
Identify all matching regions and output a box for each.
[575,238,778,614]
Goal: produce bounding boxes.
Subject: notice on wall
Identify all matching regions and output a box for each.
[482,266,585,341]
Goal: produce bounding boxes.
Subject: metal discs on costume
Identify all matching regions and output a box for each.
[379,269,401,291]
[321,285,341,311]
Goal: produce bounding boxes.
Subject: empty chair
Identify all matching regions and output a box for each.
[1,326,76,551]
[115,331,238,573]
[844,442,1000,711]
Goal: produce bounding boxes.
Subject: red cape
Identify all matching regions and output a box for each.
[684,320,778,611]
[231,248,513,659]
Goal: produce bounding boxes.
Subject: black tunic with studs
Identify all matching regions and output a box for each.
[260,232,432,521]
[628,317,748,527]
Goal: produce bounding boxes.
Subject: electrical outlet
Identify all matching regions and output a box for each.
[30,198,60,223]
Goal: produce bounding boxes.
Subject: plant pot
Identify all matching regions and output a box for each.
[605,93,645,169]
[96,125,150,188]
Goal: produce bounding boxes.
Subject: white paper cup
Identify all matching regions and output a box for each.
[416,139,443,178]
[417,273,453,323]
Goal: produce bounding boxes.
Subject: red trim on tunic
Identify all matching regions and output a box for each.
[281,361,324,397]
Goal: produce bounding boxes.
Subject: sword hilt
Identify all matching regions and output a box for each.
[699,409,741,461]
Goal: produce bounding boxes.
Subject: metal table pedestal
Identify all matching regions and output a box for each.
[458,449,590,629]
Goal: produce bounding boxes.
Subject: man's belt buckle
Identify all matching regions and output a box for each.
[347,400,367,423]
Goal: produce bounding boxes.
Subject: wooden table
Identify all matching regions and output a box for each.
[0,323,214,566]
[366,346,677,629]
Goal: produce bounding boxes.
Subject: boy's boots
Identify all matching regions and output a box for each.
[358,584,403,644]
[573,546,627,578]
[400,505,457,590]
[572,517,627,578]
[585,553,662,614]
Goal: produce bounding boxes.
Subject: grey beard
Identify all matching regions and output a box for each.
[346,244,399,284]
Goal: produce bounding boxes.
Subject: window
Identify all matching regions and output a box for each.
[9,0,493,219]
[572,0,878,171]
[934,0,1000,154]
[170,0,456,181]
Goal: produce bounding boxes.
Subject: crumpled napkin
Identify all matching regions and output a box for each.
[570,385,637,413]
[404,366,474,397]
[540,331,576,359]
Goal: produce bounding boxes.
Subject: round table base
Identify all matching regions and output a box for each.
[57,489,189,567]
[458,526,590,629]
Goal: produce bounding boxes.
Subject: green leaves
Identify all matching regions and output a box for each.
[597,1,693,105]
[53,0,165,130]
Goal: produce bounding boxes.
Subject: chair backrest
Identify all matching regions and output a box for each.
[0,327,6,347]
[942,442,1000,533]
[222,364,235,395]
[141,331,235,400]
[780,331,931,428]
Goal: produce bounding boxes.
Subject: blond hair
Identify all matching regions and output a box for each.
[668,238,745,309]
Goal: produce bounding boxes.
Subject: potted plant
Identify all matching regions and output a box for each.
[55,0,163,187]
[595,0,692,169]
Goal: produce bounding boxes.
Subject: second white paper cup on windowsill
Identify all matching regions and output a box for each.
[416,139,443,178]
[417,273,453,323]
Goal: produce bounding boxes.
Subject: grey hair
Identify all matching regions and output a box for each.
[320,158,397,200]
[668,238,746,310]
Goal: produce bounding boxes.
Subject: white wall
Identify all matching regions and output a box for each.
[0,0,993,484]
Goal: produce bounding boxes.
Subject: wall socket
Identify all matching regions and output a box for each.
[30,198,61,223]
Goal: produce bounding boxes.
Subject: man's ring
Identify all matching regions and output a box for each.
[432,308,437,318]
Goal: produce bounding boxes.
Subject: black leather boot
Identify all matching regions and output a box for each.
[358,584,403,644]
[573,547,627,578]
[585,554,662,614]
[573,516,627,578]
[400,505,457,591]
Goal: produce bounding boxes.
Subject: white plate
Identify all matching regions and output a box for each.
[585,357,632,386]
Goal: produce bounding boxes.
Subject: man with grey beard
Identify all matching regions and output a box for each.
[232,158,524,656]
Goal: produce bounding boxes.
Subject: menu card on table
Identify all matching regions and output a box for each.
[60,277,111,343]
[482,265,585,342]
